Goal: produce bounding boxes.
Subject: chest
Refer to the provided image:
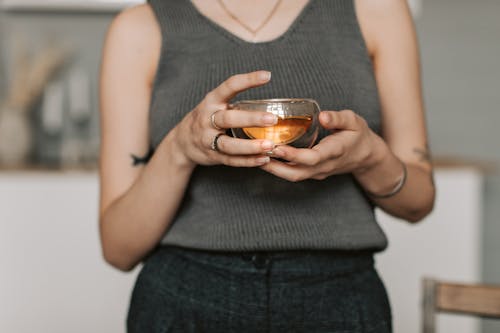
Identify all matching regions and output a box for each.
[148,0,381,148]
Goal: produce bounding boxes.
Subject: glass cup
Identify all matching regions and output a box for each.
[230,98,320,149]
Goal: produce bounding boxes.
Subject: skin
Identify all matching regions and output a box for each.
[99,0,435,271]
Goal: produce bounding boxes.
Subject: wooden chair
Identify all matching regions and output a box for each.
[422,278,500,333]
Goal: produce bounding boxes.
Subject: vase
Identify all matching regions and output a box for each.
[0,106,33,167]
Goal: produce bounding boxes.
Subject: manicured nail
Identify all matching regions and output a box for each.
[257,156,270,164]
[259,71,271,81]
[261,140,275,150]
[263,114,278,125]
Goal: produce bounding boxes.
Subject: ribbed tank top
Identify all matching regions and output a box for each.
[147,0,388,251]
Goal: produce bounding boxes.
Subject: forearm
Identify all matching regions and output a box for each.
[100,128,195,271]
[353,135,435,222]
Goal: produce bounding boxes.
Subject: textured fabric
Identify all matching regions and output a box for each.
[147,0,388,251]
[127,245,392,332]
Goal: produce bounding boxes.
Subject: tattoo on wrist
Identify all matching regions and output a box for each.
[131,146,155,166]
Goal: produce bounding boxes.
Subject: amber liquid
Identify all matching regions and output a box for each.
[243,115,312,145]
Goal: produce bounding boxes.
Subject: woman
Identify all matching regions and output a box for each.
[99,0,435,331]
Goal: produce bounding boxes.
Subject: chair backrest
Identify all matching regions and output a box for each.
[422,278,500,333]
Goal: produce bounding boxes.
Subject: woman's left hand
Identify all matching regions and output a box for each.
[260,110,385,182]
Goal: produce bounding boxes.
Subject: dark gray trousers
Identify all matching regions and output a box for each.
[127,246,392,333]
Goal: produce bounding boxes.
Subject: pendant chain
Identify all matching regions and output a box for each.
[216,0,283,37]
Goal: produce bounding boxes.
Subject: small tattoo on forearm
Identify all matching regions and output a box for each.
[413,144,435,186]
[413,144,432,164]
[131,147,154,166]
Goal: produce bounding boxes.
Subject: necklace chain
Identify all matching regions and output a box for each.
[216,0,283,37]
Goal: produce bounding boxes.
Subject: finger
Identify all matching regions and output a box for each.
[217,154,271,168]
[272,139,343,166]
[216,135,275,155]
[212,109,277,129]
[312,173,329,180]
[260,159,312,182]
[206,71,271,103]
[319,110,363,131]
[271,145,323,166]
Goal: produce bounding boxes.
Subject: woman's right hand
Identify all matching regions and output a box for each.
[172,70,278,168]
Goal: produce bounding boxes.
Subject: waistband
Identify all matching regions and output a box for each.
[150,245,375,272]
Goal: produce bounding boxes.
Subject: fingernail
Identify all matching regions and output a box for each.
[259,71,271,81]
[272,147,285,157]
[263,114,278,125]
[257,156,270,164]
[320,112,330,123]
[261,140,275,150]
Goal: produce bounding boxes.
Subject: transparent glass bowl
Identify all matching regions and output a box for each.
[230,98,320,149]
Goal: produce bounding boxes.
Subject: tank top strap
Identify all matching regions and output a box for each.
[147,0,202,35]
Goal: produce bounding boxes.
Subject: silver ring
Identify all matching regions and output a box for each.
[211,132,225,152]
[210,110,223,130]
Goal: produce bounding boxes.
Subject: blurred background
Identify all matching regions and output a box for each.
[0,0,499,332]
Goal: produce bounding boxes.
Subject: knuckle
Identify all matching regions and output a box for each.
[308,154,321,166]
[233,158,250,168]
[362,147,373,161]
[319,163,333,175]
[216,137,226,151]
[221,155,231,166]
[224,77,239,92]
[313,174,327,180]
[230,73,243,81]
[289,173,305,183]
[344,109,356,118]
[252,157,264,166]
[245,158,258,167]
[220,111,231,126]
[251,71,263,82]
[204,90,217,103]
[286,149,296,160]
[188,109,199,123]
[202,132,213,149]
[255,142,267,153]
[205,151,217,163]
[253,112,264,124]
[334,144,345,157]
[339,144,346,155]
[358,116,367,126]
[342,110,356,123]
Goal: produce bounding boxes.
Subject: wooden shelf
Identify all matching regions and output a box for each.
[432,156,497,173]
[0,156,497,174]
[0,165,97,173]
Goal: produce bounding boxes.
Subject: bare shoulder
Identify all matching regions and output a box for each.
[103,4,161,84]
[354,0,414,57]
[108,4,159,39]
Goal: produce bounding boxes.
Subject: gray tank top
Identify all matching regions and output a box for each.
[147,0,388,251]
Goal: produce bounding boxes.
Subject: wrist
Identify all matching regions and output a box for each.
[354,132,389,177]
[353,134,406,197]
[160,127,197,172]
[364,161,407,199]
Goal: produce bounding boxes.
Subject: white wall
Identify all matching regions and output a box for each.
[377,169,483,333]
[0,172,139,333]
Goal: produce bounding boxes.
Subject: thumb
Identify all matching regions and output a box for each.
[319,110,359,131]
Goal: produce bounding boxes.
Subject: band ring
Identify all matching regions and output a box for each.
[210,110,223,130]
[211,132,225,152]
